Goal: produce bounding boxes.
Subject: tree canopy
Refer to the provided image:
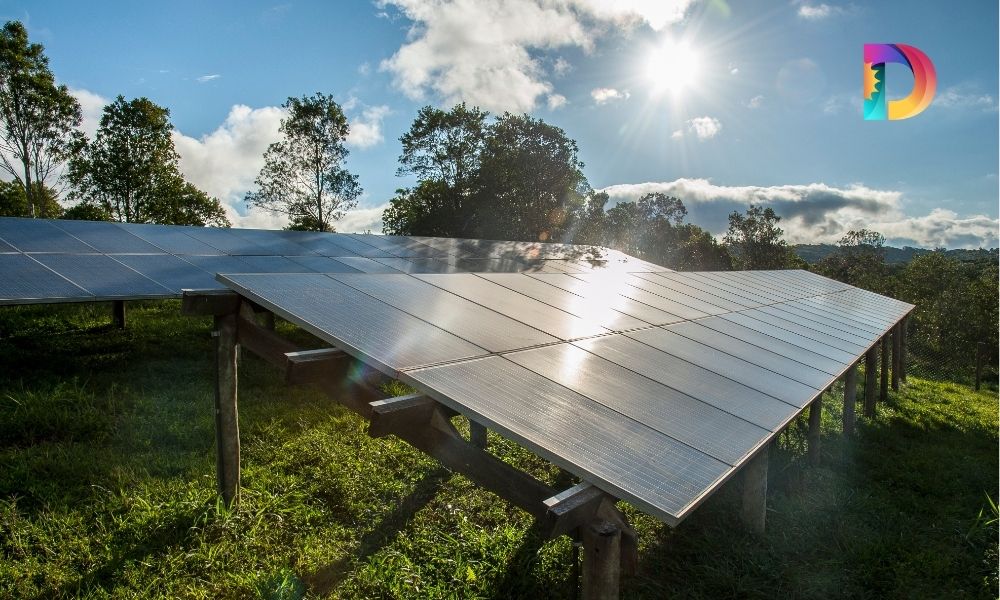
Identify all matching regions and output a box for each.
[0,180,61,218]
[817,228,888,292]
[723,204,798,270]
[245,93,360,232]
[0,20,81,217]
[66,96,228,226]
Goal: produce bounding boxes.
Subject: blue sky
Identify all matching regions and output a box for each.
[6,0,998,247]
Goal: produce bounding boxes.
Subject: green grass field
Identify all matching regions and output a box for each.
[0,301,996,599]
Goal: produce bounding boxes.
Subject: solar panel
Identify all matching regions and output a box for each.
[111,254,223,292]
[51,220,164,254]
[527,273,684,325]
[285,256,363,273]
[181,227,271,255]
[30,253,172,298]
[118,223,223,254]
[328,273,558,352]
[331,256,406,273]
[235,256,316,273]
[0,218,97,253]
[405,355,730,524]
[416,273,610,340]
[371,257,463,274]
[221,273,489,373]
[181,255,254,275]
[223,229,318,256]
[0,254,92,303]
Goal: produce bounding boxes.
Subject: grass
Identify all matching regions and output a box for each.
[0,301,996,599]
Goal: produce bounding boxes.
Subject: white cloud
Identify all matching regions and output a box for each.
[599,178,999,249]
[69,87,107,138]
[746,95,764,109]
[935,84,999,112]
[347,105,391,149]
[336,203,388,233]
[552,56,572,77]
[378,0,694,112]
[196,74,221,83]
[591,87,629,104]
[728,62,739,75]
[797,3,833,19]
[686,116,722,140]
[547,93,568,109]
[670,129,684,139]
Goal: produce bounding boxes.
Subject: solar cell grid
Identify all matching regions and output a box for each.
[31,253,172,297]
[0,253,92,303]
[51,220,164,254]
[0,218,98,253]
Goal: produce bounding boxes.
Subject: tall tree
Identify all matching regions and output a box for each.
[245,93,360,232]
[0,179,60,218]
[723,204,795,270]
[473,113,590,242]
[397,103,488,189]
[67,96,229,226]
[818,229,888,292]
[0,21,82,217]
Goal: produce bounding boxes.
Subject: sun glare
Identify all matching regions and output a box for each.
[645,38,702,95]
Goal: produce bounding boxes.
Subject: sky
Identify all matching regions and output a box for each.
[4,0,998,248]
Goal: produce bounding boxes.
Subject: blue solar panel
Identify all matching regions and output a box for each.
[111,254,223,292]
[117,223,223,254]
[0,218,97,253]
[0,254,93,303]
[51,219,163,254]
[31,253,172,298]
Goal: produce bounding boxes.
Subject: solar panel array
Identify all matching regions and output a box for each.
[0,217,660,305]
[219,269,913,526]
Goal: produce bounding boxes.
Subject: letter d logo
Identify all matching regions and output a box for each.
[863,44,937,120]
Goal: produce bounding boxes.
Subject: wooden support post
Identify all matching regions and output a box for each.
[807,395,822,466]
[262,311,275,331]
[213,313,240,507]
[581,519,621,600]
[740,444,769,534]
[900,316,908,383]
[880,335,889,404]
[892,323,901,391]
[842,362,858,436]
[470,420,488,449]
[112,300,126,329]
[864,348,877,418]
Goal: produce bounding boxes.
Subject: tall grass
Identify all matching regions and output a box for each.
[0,301,996,598]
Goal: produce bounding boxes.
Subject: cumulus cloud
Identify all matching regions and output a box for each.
[347,105,391,149]
[935,84,999,112]
[746,95,764,109]
[378,0,694,112]
[686,116,722,140]
[552,57,572,77]
[670,129,683,139]
[69,87,107,137]
[196,74,221,83]
[599,178,998,249]
[547,94,568,109]
[591,87,629,104]
[336,203,388,233]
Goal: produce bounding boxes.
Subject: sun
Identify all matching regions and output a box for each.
[645,38,702,96]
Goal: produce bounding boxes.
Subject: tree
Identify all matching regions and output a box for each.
[67,96,229,227]
[0,21,81,216]
[818,229,887,292]
[245,93,360,232]
[473,113,590,241]
[0,179,60,218]
[723,205,795,270]
[397,103,488,189]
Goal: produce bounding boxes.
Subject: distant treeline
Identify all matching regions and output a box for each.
[794,244,997,265]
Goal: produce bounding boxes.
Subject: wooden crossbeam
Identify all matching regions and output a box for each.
[543,482,607,539]
[285,348,349,385]
[181,289,241,316]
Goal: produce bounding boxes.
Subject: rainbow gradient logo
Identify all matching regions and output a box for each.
[863,44,937,120]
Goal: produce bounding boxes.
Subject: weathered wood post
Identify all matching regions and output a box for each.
[891,323,901,391]
[864,348,877,418]
[262,311,276,331]
[214,313,240,507]
[581,519,621,600]
[842,362,858,436]
[807,395,823,466]
[740,444,769,534]
[899,316,908,383]
[879,335,889,404]
[112,300,126,329]
[470,421,488,449]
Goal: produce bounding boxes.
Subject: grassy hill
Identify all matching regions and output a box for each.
[0,301,997,598]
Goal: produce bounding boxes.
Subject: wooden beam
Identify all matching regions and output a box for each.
[581,519,621,600]
[284,348,349,385]
[236,315,299,368]
[900,316,908,383]
[213,313,240,507]
[880,335,890,404]
[112,300,126,329]
[368,397,556,520]
[543,482,608,540]
[864,347,877,418]
[892,323,901,391]
[807,395,822,466]
[842,362,858,436]
[740,443,768,534]
[470,421,488,449]
[181,289,240,316]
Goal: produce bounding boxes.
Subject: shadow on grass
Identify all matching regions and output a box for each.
[303,466,452,596]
